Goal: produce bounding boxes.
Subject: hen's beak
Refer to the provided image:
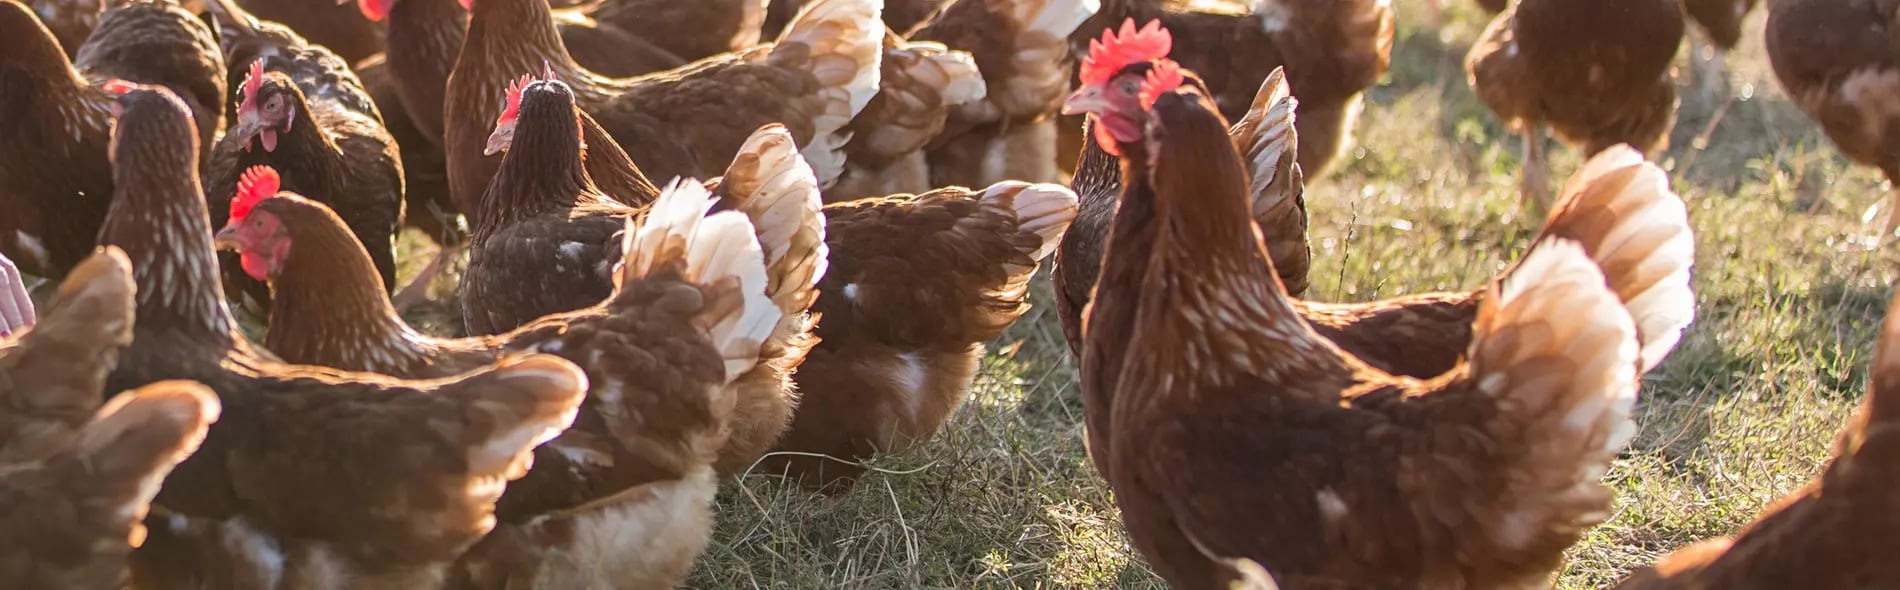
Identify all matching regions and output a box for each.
[212,226,241,251]
[1061,85,1108,116]
[484,123,515,156]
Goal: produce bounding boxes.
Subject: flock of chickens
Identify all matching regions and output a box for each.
[0,0,1895,586]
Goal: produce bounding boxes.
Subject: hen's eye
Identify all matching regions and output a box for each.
[1119,80,1140,95]
[266,96,282,113]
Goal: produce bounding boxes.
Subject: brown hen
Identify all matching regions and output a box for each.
[1086,63,1696,588]
[761,180,1077,489]
[1614,287,1900,589]
[93,81,587,589]
[1467,0,1684,209]
[443,0,880,216]
[230,126,820,480]
[0,379,218,590]
[0,248,137,466]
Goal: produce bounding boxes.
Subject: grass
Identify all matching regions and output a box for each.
[385,5,1897,589]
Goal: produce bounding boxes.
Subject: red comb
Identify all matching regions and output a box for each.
[1139,59,1185,111]
[495,73,533,128]
[240,60,265,109]
[230,165,280,224]
[1080,19,1172,87]
[100,79,136,95]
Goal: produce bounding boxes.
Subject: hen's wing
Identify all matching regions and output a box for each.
[217,356,584,563]
[815,182,1074,347]
[0,381,217,590]
[461,205,629,336]
[0,248,135,464]
[1229,68,1310,297]
[827,29,985,200]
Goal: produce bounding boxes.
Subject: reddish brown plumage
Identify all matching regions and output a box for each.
[0,378,218,590]
[202,65,405,312]
[1087,74,1693,589]
[761,181,1077,490]
[93,82,587,588]
[1615,287,1900,589]
[443,0,880,217]
[456,81,818,479]
[0,0,224,280]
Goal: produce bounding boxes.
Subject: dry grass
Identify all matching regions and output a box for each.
[387,5,1899,588]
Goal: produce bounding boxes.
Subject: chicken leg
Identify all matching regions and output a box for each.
[1520,126,1552,214]
[0,251,34,337]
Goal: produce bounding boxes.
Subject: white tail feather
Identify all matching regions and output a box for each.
[980,181,1080,264]
[722,126,829,320]
[624,179,780,384]
[1471,239,1640,550]
[773,0,884,190]
[1546,145,1696,373]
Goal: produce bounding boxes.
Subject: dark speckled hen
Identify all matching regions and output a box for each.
[1615,286,1900,589]
[92,81,587,590]
[1466,0,1684,210]
[1763,0,1900,235]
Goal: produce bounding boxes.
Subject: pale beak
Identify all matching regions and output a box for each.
[1061,85,1109,116]
[212,226,242,251]
[484,123,515,156]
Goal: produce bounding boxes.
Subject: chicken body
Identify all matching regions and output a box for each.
[1764,0,1900,233]
[257,117,818,484]
[761,181,1077,489]
[914,0,1100,188]
[822,29,987,201]
[1091,76,1694,590]
[1617,287,1900,589]
[585,0,768,62]
[1467,0,1683,207]
[443,0,881,217]
[0,0,224,280]
[1068,0,1394,179]
[94,83,586,590]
